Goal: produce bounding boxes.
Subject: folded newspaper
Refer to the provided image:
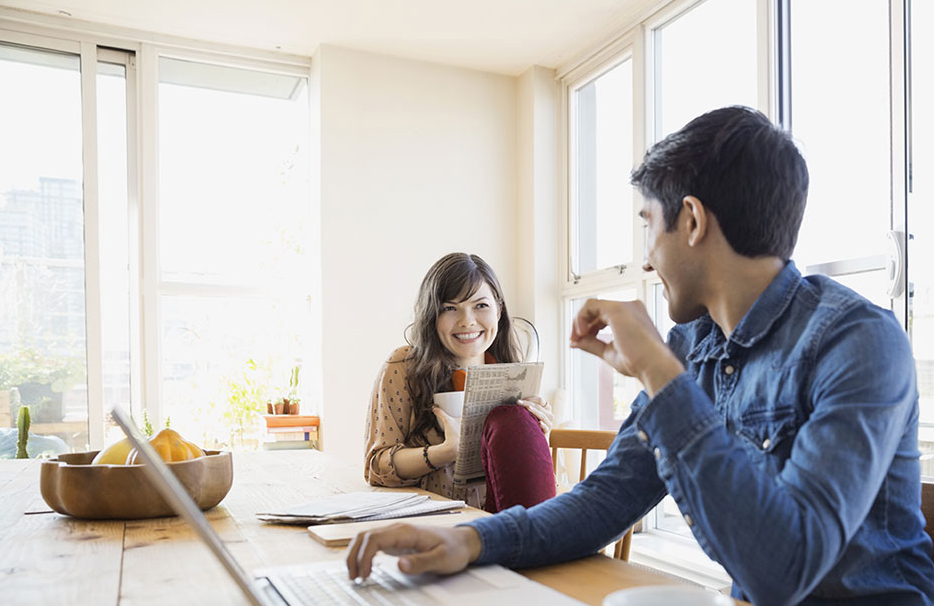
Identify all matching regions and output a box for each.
[453,361,544,484]
[256,491,466,525]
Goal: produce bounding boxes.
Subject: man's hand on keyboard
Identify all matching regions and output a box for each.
[346,523,482,581]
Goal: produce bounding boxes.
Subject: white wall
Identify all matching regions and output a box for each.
[515,66,560,404]
[315,45,520,464]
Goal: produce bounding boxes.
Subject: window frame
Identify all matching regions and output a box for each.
[0,11,313,449]
[556,0,775,586]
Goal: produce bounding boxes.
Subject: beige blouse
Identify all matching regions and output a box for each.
[364,345,485,508]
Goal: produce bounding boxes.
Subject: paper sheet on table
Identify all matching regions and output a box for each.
[256,491,466,525]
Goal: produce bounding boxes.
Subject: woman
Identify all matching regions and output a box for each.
[364,253,556,512]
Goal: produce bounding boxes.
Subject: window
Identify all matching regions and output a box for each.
[571,58,634,277]
[561,0,762,588]
[650,0,758,139]
[561,0,933,586]
[0,42,88,452]
[155,57,311,449]
[0,22,312,454]
[786,0,891,308]
[908,0,934,478]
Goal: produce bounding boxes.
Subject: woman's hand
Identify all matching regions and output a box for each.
[517,396,553,435]
[432,407,461,464]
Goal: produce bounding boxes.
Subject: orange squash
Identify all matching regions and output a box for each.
[126,428,205,465]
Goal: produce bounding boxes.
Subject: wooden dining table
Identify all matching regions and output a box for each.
[0,449,732,605]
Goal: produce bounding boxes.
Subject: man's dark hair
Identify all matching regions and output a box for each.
[630,106,809,260]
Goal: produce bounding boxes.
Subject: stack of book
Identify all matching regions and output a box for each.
[262,414,319,450]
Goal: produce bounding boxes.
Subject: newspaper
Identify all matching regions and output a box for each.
[452,362,544,484]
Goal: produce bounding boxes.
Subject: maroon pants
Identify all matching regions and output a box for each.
[480,404,556,513]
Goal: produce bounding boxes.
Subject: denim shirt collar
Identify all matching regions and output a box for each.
[686,261,802,363]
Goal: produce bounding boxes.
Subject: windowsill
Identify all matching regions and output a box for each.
[629,532,733,594]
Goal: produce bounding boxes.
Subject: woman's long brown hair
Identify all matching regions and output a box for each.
[404,253,521,444]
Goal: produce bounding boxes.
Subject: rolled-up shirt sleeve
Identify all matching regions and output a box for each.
[364,347,420,488]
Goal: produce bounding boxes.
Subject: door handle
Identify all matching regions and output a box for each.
[885,230,906,299]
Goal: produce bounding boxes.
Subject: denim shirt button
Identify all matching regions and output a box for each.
[637,430,649,443]
[762,438,771,450]
[683,514,694,527]
[653,447,662,460]
[724,364,735,375]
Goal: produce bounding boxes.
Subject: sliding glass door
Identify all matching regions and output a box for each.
[908,0,934,478]
[0,38,135,453]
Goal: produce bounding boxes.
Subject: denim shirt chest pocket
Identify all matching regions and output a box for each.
[729,360,806,476]
[732,404,800,474]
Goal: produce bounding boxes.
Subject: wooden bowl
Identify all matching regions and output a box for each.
[39,450,233,519]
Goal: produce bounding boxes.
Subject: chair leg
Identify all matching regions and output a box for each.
[613,527,633,561]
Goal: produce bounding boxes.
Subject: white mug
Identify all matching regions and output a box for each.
[432,391,465,418]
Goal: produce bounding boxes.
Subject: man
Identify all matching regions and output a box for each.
[346,106,934,605]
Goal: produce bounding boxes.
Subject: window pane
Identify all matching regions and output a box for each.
[575,59,633,274]
[156,58,312,450]
[568,289,641,430]
[0,43,87,453]
[161,295,309,449]
[158,59,310,284]
[653,0,757,139]
[97,59,136,445]
[909,0,934,478]
[789,1,890,286]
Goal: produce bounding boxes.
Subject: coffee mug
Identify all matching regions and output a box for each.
[603,586,733,606]
[432,391,465,418]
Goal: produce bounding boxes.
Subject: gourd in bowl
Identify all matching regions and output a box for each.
[126,428,205,464]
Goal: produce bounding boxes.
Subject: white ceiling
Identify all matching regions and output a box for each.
[0,0,652,75]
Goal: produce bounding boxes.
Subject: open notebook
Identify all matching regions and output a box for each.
[110,407,585,606]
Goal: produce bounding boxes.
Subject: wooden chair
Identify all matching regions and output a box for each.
[923,482,934,561]
[549,428,634,561]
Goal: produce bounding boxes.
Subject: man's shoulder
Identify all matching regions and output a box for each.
[797,274,902,331]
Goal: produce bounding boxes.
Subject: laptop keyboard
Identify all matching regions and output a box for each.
[273,563,426,606]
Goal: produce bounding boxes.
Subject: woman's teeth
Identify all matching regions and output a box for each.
[454,332,481,341]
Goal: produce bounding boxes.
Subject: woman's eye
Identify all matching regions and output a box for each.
[476,303,489,309]
[441,305,456,312]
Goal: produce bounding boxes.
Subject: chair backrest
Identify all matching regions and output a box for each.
[923,482,934,561]
[549,428,633,561]
[513,317,540,363]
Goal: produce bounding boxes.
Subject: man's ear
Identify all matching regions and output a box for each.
[682,195,707,247]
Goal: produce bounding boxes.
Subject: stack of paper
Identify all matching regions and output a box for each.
[256,491,466,525]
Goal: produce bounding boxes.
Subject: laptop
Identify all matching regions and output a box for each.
[110,407,586,606]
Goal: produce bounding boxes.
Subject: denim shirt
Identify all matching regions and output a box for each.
[467,262,934,606]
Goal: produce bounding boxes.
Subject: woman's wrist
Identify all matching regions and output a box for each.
[422,444,440,471]
[429,442,455,467]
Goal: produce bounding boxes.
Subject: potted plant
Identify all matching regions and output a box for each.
[219,359,270,448]
[265,365,301,415]
[0,349,85,423]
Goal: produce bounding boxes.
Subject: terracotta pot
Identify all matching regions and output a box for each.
[273,402,286,415]
[287,400,300,415]
[266,402,274,414]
